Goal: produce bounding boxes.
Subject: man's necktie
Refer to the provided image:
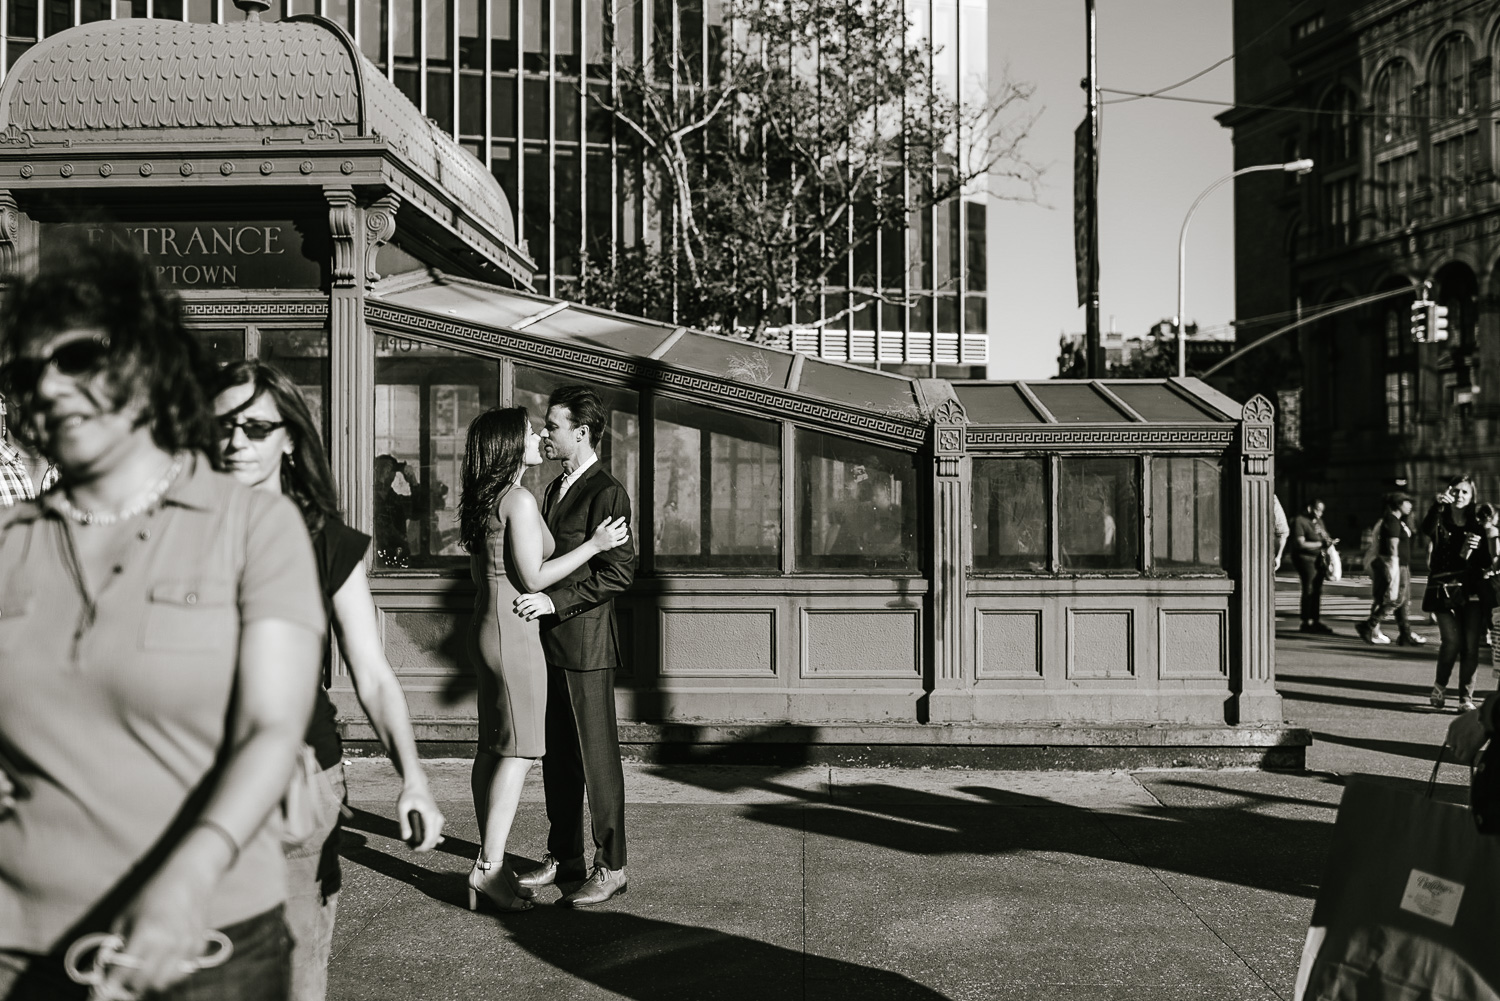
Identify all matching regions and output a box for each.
[543,475,563,519]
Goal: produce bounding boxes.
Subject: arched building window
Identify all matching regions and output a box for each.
[1372,60,1417,230]
[1373,59,1415,143]
[1431,34,1476,119]
[1318,87,1358,166]
[1430,36,1481,216]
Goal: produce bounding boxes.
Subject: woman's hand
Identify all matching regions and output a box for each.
[397,781,446,853]
[102,839,225,998]
[589,516,629,552]
[1447,709,1489,765]
[0,769,14,819]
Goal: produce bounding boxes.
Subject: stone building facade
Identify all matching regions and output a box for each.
[1220,0,1500,547]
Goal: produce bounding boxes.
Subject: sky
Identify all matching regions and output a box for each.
[986,1,1237,379]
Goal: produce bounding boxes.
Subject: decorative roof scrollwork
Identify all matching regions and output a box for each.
[364,193,401,282]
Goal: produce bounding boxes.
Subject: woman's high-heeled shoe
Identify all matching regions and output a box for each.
[468,858,534,912]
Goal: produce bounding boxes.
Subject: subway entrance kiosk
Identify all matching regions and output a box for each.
[0,10,1307,767]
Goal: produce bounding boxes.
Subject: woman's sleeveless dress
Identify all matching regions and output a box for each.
[469,493,552,757]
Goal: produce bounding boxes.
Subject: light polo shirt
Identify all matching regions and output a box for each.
[0,454,325,953]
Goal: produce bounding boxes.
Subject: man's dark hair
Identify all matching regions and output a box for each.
[0,239,219,460]
[548,384,606,446]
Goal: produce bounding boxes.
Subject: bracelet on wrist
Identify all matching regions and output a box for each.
[192,818,241,866]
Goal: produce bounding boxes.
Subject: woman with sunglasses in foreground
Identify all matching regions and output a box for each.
[0,246,325,1000]
[211,361,445,1001]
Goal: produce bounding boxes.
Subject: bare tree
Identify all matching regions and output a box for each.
[577,0,1042,340]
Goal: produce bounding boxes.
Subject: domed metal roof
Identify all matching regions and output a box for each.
[0,16,528,282]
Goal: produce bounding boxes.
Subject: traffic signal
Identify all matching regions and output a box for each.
[1412,299,1431,342]
[1433,303,1450,342]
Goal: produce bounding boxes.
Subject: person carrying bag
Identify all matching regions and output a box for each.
[1294,749,1500,1000]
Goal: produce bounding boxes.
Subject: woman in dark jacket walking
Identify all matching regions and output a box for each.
[1420,474,1491,711]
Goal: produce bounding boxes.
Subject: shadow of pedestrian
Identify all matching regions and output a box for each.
[335,829,951,1000]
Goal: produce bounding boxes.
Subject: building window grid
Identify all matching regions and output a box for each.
[2,0,983,356]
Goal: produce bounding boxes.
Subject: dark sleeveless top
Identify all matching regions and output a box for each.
[307,515,372,768]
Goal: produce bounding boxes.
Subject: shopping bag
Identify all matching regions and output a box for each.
[1294,766,1500,1000]
[1326,546,1343,582]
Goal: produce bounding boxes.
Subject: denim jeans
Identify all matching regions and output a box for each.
[1366,564,1412,635]
[1293,553,1327,622]
[0,906,291,1001]
[282,762,347,1001]
[1435,601,1488,703]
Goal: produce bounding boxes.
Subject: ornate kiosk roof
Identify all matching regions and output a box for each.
[0,16,532,285]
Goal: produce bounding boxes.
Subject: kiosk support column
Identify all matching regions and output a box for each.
[1232,394,1280,723]
[924,385,972,723]
[326,185,374,537]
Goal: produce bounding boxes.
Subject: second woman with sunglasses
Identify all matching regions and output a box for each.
[210,361,446,1001]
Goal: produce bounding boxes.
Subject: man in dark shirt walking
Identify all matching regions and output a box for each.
[1292,499,1338,634]
[1358,492,1425,646]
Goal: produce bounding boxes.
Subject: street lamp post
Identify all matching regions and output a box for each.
[1177,158,1315,378]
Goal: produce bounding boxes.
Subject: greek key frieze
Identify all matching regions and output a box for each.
[966,427,1235,448]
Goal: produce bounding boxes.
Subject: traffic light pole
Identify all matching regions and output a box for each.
[1083,0,1102,378]
[1197,284,1419,380]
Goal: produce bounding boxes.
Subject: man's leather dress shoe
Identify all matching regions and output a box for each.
[560,865,627,906]
[516,853,587,890]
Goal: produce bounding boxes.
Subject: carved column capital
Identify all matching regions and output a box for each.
[0,190,20,280]
[325,185,359,289]
[1240,393,1274,476]
[932,396,969,479]
[364,193,401,282]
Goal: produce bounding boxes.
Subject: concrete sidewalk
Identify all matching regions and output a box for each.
[327,604,1494,1001]
[331,760,1350,1000]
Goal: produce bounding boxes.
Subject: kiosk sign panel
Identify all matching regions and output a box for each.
[41,221,323,289]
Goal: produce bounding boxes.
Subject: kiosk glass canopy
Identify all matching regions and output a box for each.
[958,380,1235,577]
[369,274,926,576]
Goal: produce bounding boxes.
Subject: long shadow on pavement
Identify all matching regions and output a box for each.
[336,829,952,1001]
[1278,674,1440,697]
[1310,730,1455,762]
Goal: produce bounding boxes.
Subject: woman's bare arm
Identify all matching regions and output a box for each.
[331,563,444,849]
[504,487,626,593]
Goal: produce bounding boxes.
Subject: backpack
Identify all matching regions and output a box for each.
[1361,518,1384,570]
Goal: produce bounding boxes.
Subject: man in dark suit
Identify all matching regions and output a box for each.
[513,385,636,906]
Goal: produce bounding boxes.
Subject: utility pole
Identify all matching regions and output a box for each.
[1084,0,1102,378]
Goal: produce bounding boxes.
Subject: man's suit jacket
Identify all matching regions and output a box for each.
[540,461,637,671]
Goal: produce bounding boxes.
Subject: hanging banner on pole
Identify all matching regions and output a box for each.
[1074,117,1094,309]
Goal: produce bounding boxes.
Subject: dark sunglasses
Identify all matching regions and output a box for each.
[0,335,111,393]
[217,417,286,442]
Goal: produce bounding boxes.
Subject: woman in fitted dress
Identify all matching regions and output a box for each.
[459,407,627,911]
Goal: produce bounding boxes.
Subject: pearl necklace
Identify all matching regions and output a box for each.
[54,455,186,526]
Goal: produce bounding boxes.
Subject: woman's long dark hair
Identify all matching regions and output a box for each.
[209,361,340,534]
[0,239,219,461]
[460,407,528,555]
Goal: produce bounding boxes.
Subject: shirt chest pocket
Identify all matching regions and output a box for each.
[140,579,236,653]
[0,586,33,656]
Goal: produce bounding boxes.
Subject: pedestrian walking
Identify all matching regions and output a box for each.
[0,394,55,505]
[1292,499,1338,634]
[459,408,628,913]
[0,245,325,1000]
[1358,491,1424,646]
[513,386,637,907]
[1273,495,1289,570]
[1420,475,1491,711]
[211,361,446,1001]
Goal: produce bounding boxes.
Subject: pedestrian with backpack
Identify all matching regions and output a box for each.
[1358,492,1424,646]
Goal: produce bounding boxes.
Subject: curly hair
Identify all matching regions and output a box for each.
[0,238,219,461]
[460,407,528,555]
[209,360,341,535]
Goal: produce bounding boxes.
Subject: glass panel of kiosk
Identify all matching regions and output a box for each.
[653,396,781,571]
[795,429,918,572]
[972,457,1048,572]
[373,337,501,569]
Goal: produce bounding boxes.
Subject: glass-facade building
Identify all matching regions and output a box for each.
[0,0,992,369]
